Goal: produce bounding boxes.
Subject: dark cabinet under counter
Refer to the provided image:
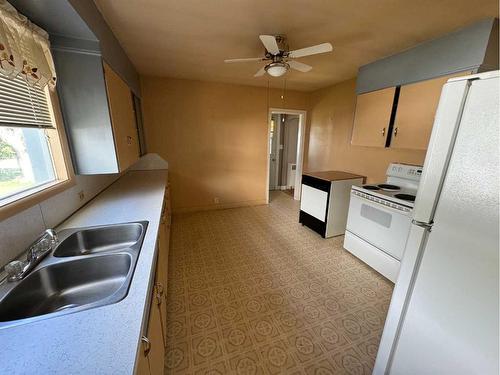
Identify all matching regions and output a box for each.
[299,171,365,238]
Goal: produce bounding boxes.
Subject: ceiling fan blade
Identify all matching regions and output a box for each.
[288,42,333,58]
[288,60,312,73]
[254,66,266,77]
[259,35,280,55]
[224,57,263,63]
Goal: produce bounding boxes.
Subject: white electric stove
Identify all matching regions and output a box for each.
[343,163,422,282]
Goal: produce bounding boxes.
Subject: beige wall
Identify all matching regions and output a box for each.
[305,78,427,183]
[141,77,308,212]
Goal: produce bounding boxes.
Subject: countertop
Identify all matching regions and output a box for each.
[303,170,365,182]
[0,169,168,374]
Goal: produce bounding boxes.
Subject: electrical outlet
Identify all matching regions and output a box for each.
[214,197,220,204]
[78,190,85,201]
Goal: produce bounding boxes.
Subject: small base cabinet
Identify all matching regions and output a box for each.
[136,184,171,375]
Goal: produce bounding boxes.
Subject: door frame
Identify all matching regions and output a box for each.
[266,108,307,203]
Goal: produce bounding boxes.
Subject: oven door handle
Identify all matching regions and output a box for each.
[350,192,410,215]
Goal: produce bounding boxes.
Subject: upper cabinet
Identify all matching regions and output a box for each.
[53,49,140,174]
[103,63,140,171]
[351,87,396,147]
[351,72,470,150]
[390,72,469,150]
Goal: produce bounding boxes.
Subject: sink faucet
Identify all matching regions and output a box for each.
[4,229,58,282]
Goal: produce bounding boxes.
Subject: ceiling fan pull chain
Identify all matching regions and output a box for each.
[281,78,287,101]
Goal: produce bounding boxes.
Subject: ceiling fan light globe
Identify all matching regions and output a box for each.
[265,62,289,77]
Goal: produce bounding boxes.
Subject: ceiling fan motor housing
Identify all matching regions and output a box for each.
[264,35,288,58]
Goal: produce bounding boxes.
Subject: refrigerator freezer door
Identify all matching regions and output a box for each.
[389,75,499,374]
[411,78,470,223]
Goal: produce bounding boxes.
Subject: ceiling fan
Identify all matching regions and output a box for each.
[224,35,333,77]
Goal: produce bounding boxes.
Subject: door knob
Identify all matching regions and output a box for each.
[381,127,386,136]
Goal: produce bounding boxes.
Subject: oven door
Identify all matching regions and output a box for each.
[346,192,411,260]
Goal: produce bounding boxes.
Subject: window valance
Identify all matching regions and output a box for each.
[0,0,56,88]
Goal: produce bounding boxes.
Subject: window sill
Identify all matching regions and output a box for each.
[0,178,75,221]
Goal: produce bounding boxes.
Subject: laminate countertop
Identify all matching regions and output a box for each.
[303,170,365,182]
[0,169,168,375]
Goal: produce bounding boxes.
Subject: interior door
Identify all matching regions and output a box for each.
[268,116,280,190]
[389,75,499,375]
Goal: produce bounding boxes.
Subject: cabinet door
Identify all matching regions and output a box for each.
[147,286,166,375]
[103,62,140,171]
[135,338,151,375]
[156,222,169,347]
[351,87,396,147]
[391,72,470,150]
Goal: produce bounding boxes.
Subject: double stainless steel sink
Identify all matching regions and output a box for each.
[0,221,148,328]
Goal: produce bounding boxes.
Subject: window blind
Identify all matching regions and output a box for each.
[0,73,54,129]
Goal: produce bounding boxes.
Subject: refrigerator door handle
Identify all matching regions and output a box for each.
[411,219,433,231]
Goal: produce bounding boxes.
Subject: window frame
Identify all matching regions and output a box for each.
[0,87,75,220]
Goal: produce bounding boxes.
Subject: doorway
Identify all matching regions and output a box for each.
[266,108,306,203]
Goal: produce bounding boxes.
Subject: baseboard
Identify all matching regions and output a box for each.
[173,199,267,214]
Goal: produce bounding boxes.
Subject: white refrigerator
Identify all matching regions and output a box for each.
[374,71,499,375]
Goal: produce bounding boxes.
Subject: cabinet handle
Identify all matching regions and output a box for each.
[155,284,163,305]
[381,127,386,136]
[127,136,133,145]
[394,127,398,137]
[141,336,151,356]
[156,282,164,297]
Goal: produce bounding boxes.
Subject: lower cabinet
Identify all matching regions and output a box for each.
[147,288,166,375]
[156,219,169,347]
[136,186,171,375]
[136,284,165,375]
[135,340,150,375]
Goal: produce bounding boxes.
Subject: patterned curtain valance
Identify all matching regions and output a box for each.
[0,0,56,88]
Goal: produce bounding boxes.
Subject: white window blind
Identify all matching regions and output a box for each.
[0,73,54,129]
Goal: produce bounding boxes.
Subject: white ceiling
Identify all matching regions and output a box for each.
[94,0,498,91]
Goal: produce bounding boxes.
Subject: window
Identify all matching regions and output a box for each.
[0,1,72,217]
[0,72,72,209]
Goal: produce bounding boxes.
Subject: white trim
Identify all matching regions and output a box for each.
[266,108,307,203]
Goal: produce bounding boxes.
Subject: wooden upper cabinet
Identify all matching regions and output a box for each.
[351,87,396,147]
[391,72,471,150]
[103,62,140,171]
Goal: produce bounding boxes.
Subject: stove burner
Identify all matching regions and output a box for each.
[363,185,380,190]
[378,184,401,191]
[394,193,416,202]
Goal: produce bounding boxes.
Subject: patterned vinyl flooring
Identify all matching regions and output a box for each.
[165,192,393,374]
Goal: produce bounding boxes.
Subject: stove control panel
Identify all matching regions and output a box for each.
[351,190,412,212]
[387,163,422,181]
